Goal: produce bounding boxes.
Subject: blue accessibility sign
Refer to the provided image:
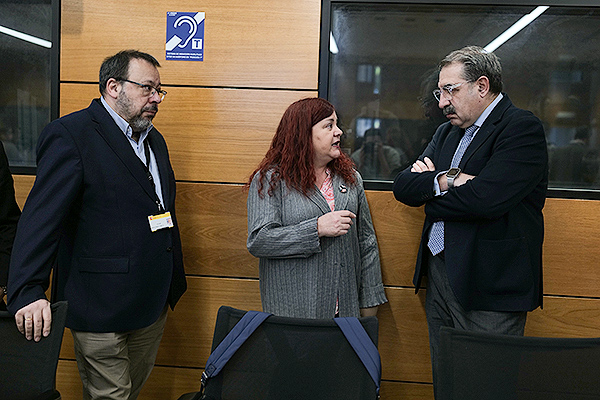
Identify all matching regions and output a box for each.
[166,12,205,61]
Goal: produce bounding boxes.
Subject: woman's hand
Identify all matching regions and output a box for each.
[317,210,356,237]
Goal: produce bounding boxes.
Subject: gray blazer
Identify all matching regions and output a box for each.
[247,170,387,318]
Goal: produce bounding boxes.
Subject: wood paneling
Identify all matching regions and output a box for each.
[60,83,317,183]
[56,360,83,400]
[60,276,262,366]
[527,295,600,338]
[174,183,600,294]
[13,174,35,209]
[28,1,600,397]
[366,190,425,286]
[542,198,600,297]
[61,0,320,89]
[380,381,434,400]
[177,183,257,277]
[379,287,430,382]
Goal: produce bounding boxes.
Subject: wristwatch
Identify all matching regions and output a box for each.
[446,167,461,189]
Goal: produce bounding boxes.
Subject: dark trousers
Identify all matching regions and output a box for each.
[425,252,527,399]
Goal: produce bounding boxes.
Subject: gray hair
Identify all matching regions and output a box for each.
[99,50,161,96]
[439,46,503,94]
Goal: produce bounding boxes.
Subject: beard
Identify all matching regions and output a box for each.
[115,89,158,132]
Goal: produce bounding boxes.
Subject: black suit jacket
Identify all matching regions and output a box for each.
[393,95,548,312]
[0,142,21,308]
[7,99,186,332]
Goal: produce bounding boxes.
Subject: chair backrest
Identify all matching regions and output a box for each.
[438,326,600,400]
[202,306,380,400]
[0,301,68,400]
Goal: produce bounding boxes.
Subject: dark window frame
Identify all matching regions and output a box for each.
[319,0,600,199]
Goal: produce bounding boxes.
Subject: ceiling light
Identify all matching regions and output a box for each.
[484,6,549,53]
[0,24,51,48]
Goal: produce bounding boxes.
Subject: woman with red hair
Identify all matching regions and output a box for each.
[246,98,387,318]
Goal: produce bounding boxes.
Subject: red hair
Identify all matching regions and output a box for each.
[247,98,356,197]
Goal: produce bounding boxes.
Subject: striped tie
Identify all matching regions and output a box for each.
[427,125,478,255]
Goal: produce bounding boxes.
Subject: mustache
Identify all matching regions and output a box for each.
[443,105,456,116]
[143,105,158,113]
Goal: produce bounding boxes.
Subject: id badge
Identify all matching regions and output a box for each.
[148,211,174,232]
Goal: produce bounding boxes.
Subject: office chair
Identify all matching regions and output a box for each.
[438,326,600,400]
[0,301,68,400]
[179,306,380,400]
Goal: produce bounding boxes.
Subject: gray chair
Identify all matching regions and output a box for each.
[438,326,600,400]
[0,301,68,400]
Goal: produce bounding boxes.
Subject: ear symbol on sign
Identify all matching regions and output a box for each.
[174,16,198,48]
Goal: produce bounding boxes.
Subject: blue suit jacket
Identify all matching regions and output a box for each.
[393,95,548,312]
[7,99,186,332]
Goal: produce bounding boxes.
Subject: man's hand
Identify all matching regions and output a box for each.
[317,210,356,237]
[411,157,436,173]
[15,299,51,341]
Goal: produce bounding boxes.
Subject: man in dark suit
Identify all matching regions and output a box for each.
[7,50,186,399]
[0,141,21,311]
[393,46,548,396]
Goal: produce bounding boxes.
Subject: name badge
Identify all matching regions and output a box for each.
[148,211,174,232]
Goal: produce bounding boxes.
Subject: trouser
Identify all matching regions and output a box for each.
[71,306,168,400]
[425,252,527,399]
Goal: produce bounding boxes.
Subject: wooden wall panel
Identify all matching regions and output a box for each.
[174,183,600,294]
[60,83,317,183]
[378,288,430,382]
[177,182,257,277]
[542,198,600,297]
[61,0,320,89]
[366,190,425,287]
[60,276,262,366]
[380,381,434,400]
[13,175,35,208]
[25,1,600,398]
[56,360,83,400]
[527,295,600,338]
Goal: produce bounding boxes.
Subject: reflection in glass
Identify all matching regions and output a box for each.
[0,0,52,168]
[327,2,600,191]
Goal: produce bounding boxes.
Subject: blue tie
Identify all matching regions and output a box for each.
[427,125,478,255]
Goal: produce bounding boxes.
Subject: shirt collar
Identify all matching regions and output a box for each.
[100,96,153,142]
[473,93,503,129]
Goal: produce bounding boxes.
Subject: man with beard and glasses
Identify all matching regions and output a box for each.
[7,50,186,400]
[393,46,548,398]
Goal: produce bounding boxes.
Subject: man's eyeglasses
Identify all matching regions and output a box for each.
[432,82,468,102]
[120,79,167,101]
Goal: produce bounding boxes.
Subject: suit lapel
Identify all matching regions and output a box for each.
[147,130,171,209]
[460,94,512,167]
[307,184,331,214]
[86,99,157,202]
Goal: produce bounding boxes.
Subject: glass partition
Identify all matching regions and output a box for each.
[0,0,57,170]
[320,0,600,197]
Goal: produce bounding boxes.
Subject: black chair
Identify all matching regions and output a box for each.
[0,301,68,400]
[179,306,380,400]
[438,326,600,400]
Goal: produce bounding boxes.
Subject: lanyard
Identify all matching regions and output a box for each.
[142,139,165,213]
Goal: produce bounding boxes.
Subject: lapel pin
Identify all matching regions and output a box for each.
[339,184,347,193]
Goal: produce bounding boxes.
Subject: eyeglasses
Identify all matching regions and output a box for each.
[120,79,167,101]
[433,82,468,102]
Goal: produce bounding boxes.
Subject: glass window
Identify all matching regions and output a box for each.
[0,0,56,169]
[321,1,600,195]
